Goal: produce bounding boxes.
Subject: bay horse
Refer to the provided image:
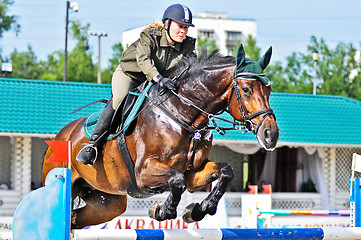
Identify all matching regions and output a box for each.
[42,44,279,229]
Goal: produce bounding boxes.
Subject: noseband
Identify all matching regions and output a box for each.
[230,75,275,134]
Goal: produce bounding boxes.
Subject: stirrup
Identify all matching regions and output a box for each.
[76,143,98,166]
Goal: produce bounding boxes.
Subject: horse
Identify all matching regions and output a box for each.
[42,44,279,229]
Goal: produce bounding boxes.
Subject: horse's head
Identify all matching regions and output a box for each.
[228,44,279,151]
[174,47,278,150]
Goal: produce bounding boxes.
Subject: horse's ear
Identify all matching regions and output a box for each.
[235,44,246,70]
[258,46,272,70]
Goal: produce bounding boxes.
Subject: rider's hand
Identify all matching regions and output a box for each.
[155,75,177,92]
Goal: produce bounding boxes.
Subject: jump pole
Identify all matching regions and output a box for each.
[72,228,361,240]
[258,209,350,216]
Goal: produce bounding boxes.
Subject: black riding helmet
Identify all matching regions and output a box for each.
[162,4,195,27]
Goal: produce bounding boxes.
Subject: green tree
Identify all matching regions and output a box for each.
[42,50,63,80]
[308,36,361,99]
[108,43,124,70]
[101,42,124,84]
[264,61,286,92]
[196,37,218,54]
[9,45,43,79]
[42,19,96,82]
[229,35,287,92]
[67,19,96,82]
[270,36,361,99]
[240,35,261,60]
[243,35,260,60]
[0,0,20,38]
[0,0,20,59]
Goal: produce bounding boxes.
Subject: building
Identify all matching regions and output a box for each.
[122,12,257,55]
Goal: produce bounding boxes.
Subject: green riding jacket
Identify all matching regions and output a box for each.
[120,27,196,84]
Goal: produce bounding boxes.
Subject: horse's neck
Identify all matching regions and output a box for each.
[175,73,232,129]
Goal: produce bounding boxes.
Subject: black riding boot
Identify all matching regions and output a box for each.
[76,99,115,165]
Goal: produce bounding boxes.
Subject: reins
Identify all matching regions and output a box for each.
[170,90,243,135]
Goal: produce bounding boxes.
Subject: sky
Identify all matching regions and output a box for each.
[0,0,360,69]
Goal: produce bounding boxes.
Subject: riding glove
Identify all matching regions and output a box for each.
[157,75,177,92]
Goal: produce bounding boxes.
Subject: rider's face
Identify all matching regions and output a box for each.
[168,21,189,43]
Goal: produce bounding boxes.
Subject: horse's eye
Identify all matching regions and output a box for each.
[242,87,251,94]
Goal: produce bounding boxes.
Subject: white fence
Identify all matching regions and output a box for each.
[0,190,20,216]
[123,192,323,217]
[0,191,324,217]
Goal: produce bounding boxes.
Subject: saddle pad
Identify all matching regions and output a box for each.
[84,83,153,140]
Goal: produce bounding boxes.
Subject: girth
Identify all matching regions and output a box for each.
[117,133,162,198]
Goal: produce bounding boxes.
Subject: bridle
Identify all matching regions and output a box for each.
[230,72,276,134]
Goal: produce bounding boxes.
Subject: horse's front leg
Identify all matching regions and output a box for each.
[136,159,186,221]
[183,161,234,223]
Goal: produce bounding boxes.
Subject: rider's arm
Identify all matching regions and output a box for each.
[136,30,161,81]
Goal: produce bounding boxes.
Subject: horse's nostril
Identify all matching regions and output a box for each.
[264,128,272,144]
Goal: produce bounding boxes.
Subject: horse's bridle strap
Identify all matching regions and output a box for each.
[231,78,275,133]
[254,110,274,135]
[247,108,274,121]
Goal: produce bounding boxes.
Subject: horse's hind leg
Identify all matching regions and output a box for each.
[183,161,234,223]
[71,180,127,229]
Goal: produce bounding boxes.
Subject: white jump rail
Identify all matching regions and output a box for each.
[71,228,361,240]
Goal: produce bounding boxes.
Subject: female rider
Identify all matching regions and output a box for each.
[76,4,196,165]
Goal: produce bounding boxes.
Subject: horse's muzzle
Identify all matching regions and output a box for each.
[257,126,279,151]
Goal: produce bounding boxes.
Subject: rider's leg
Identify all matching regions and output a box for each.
[76,98,115,165]
[76,65,135,165]
[111,65,137,110]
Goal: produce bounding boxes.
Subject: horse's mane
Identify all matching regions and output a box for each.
[172,50,235,100]
[174,50,235,78]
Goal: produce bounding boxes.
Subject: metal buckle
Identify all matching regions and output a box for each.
[193,131,201,140]
[244,120,254,132]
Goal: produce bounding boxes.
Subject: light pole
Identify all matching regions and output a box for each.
[312,50,319,95]
[88,31,108,84]
[64,1,79,82]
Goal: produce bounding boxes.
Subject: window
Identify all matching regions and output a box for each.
[226,31,243,53]
[198,30,214,39]
[0,137,12,189]
[227,48,234,56]
[227,31,243,41]
[31,137,52,189]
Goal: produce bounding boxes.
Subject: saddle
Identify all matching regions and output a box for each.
[84,81,153,139]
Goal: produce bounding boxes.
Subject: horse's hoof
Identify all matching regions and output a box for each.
[148,203,163,220]
[182,203,203,223]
